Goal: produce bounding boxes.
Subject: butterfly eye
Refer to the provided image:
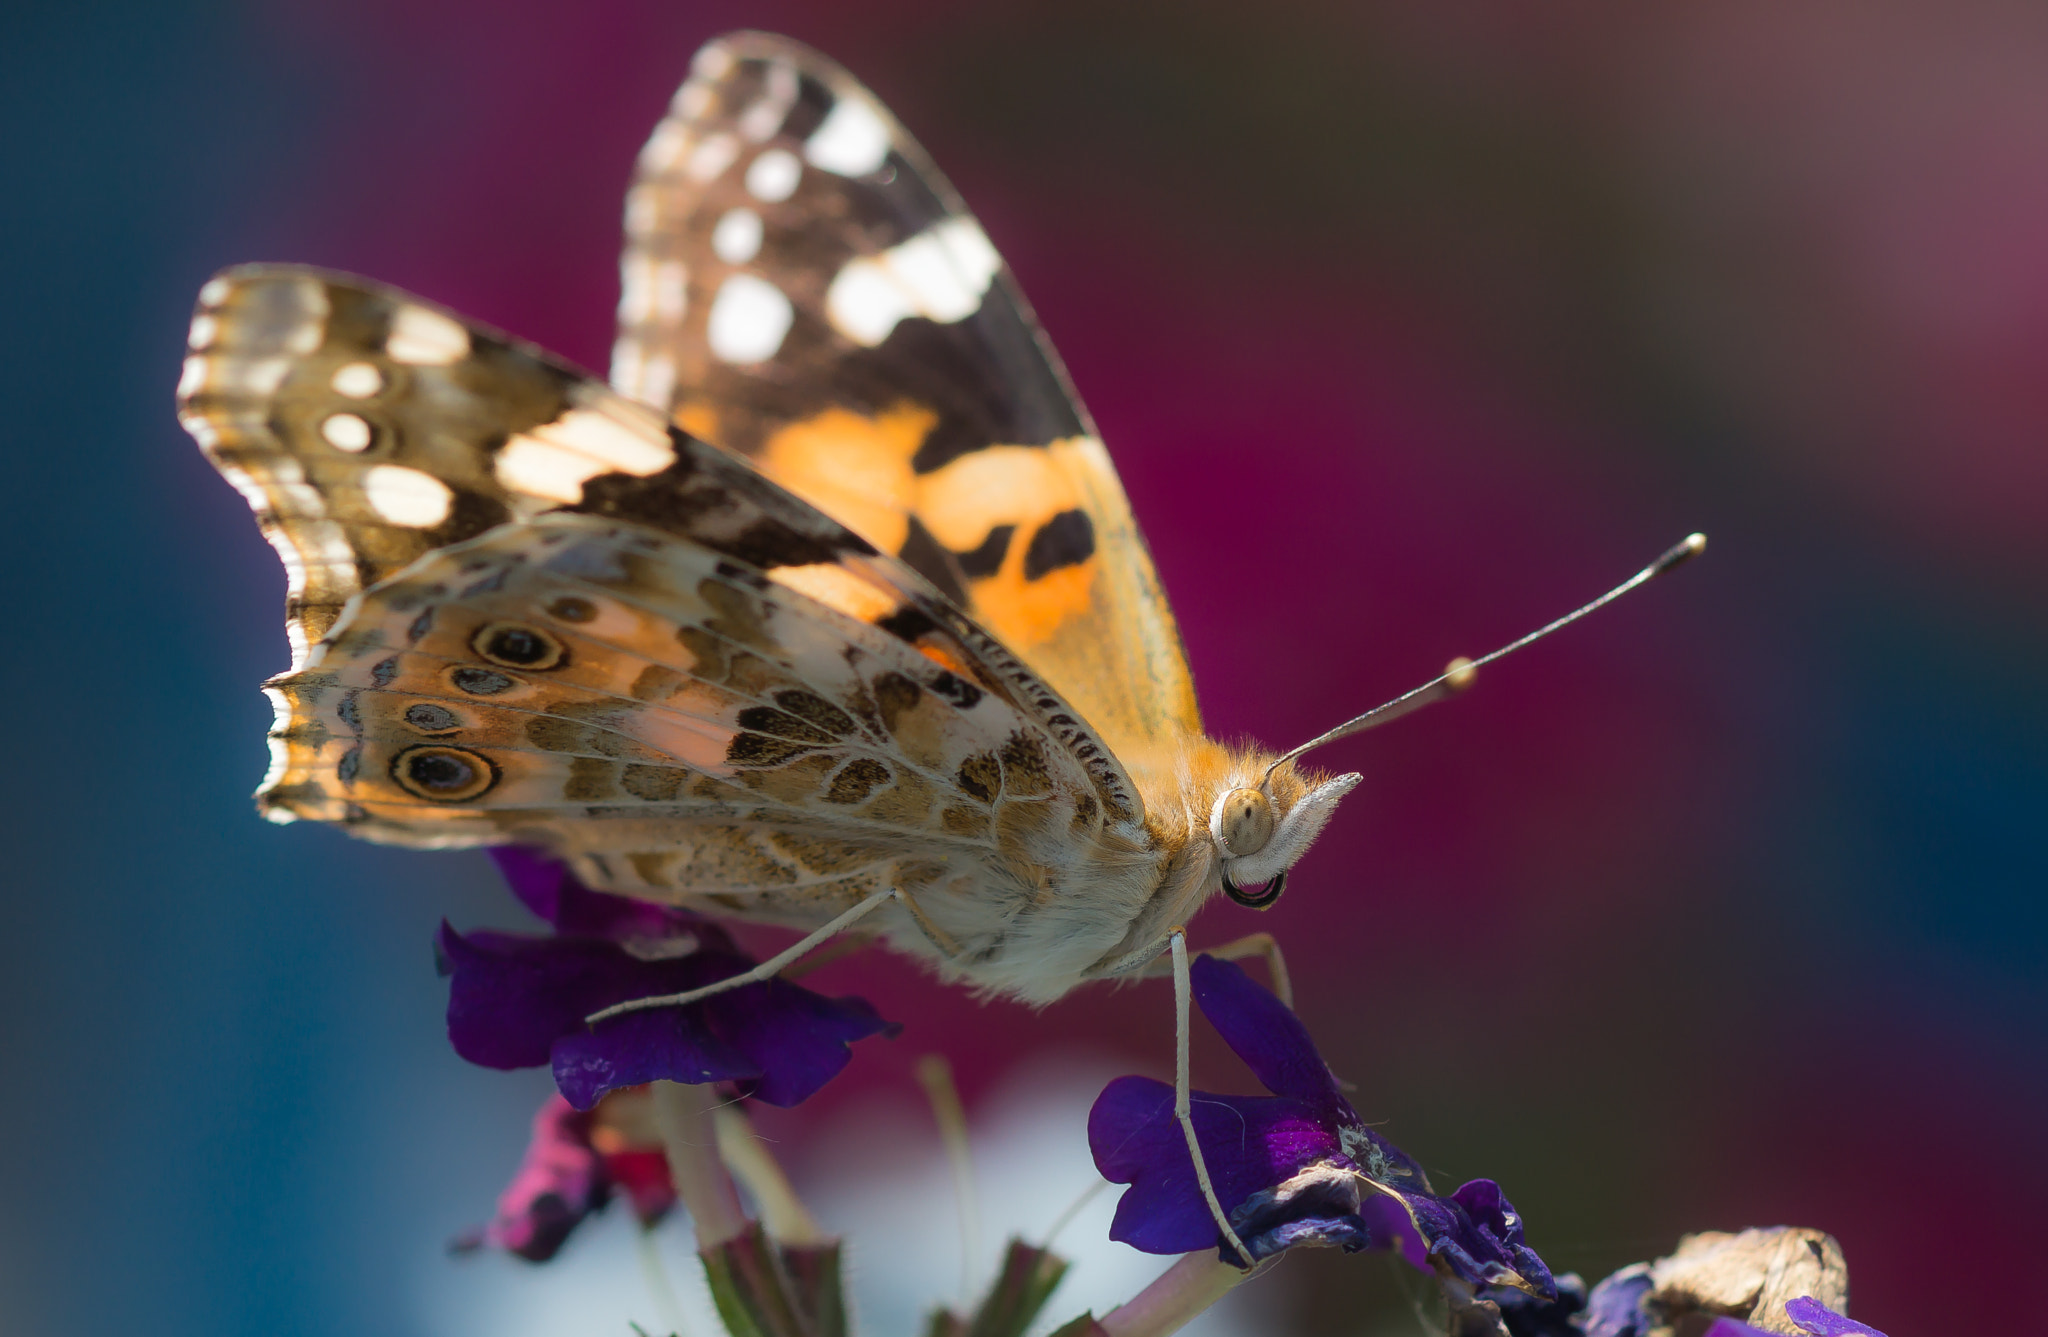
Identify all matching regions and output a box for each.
[1212,787,1276,858]
[472,622,567,670]
[390,744,499,802]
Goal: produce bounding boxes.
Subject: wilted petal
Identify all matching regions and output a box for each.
[1189,955,1349,1116]
[1582,1263,1655,1337]
[1370,1178,1556,1298]
[601,1147,675,1225]
[1490,1274,1590,1337]
[452,1095,608,1262]
[1233,1162,1376,1260]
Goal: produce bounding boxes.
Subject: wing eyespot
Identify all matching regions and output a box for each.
[402,702,464,735]
[448,665,517,696]
[391,744,499,802]
[471,622,567,670]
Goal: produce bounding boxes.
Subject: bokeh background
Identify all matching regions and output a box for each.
[5,2,2045,1334]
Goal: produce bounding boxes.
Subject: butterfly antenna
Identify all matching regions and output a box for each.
[1263,533,1706,781]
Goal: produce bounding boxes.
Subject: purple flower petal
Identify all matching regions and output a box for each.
[1088,1075,1348,1255]
[1189,955,1349,1116]
[1490,1274,1589,1337]
[551,1004,758,1109]
[1381,1178,1557,1298]
[702,978,897,1108]
[1783,1297,1887,1337]
[1581,1263,1654,1337]
[487,847,716,946]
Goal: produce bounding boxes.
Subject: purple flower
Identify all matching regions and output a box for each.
[439,848,895,1110]
[451,1090,675,1262]
[1702,1298,1889,1337]
[1087,954,1554,1294]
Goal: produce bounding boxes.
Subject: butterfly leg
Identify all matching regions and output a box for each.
[1168,927,1255,1268]
[584,887,898,1024]
[1136,932,1291,1009]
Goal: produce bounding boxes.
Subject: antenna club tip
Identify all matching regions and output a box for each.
[1444,656,1478,692]
[1652,532,1708,575]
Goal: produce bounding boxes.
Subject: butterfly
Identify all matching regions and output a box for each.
[179,31,1698,1260]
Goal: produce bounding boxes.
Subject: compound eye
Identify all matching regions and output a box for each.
[1214,787,1276,857]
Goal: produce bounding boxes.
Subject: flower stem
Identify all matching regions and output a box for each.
[1098,1253,1250,1337]
[653,1080,748,1250]
[915,1053,982,1309]
[712,1103,826,1246]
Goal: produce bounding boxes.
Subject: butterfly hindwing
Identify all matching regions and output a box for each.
[611,31,1202,764]
[269,512,1127,943]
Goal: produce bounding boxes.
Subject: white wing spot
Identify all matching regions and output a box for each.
[610,335,643,392]
[745,148,802,202]
[707,274,793,363]
[712,208,764,264]
[385,306,469,365]
[638,119,689,172]
[638,351,676,408]
[187,313,218,351]
[619,252,654,323]
[363,464,453,527]
[686,132,740,183]
[177,355,208,399]
[260,687,294,792]
[737,61,798,142]
[206,354,291,396]
[692,41,735,81]
[825,263,909,347]
[804,97,892,176]
[673,80,713,118]
[653,260,687,322]
[321,412,374,452]
[330,362,384,398]
[496,406,676,503]
[825,218,1002,346]
[178,411,220,449]
[624,183,661,238]
[198,276,230,308]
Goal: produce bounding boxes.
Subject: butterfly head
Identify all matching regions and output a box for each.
[1205,770,1363,910]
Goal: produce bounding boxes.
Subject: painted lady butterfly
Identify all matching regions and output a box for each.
[178,32,1697,1256]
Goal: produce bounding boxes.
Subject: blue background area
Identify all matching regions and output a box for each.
[3,4,2043,1334]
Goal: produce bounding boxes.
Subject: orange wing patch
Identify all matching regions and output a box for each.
[917,442,1097,650]
[725,398,1200,766]
[755,403,935,556]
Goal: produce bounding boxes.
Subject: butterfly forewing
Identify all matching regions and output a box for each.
[180,270,1145,843]
[612,31,1202,765]
[177,266,667,669]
